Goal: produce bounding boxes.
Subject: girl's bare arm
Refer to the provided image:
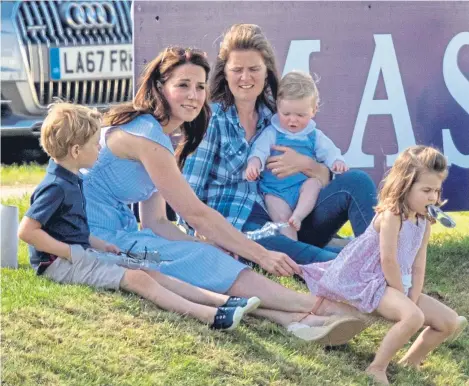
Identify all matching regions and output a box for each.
[408,222,431,303]
[379,211,405,293]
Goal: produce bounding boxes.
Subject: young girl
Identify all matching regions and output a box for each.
[300,146,467,384]
[245,71,348,240]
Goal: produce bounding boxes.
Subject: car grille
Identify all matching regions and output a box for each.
[15,1,133,108]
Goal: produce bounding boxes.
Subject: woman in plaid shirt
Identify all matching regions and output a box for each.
[183,24,377,266]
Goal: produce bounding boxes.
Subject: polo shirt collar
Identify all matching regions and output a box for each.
[46,159,81,184]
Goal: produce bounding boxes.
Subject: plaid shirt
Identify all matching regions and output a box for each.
[182,102,273,230]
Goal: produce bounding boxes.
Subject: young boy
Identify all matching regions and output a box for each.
[19,102,259,330]
[245,71,348,240]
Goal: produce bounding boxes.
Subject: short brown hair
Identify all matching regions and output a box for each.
[210,24,279,112]
[278,71,320,108]
[375,145,448,220]
[40,102,101,159]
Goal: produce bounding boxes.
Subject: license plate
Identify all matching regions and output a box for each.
[49,44,132,81]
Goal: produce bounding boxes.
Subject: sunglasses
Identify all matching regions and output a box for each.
[426,205,456,228]
[124,240,161,263]
[164,46,208,60]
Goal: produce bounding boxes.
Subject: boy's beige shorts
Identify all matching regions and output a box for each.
[44,245,126,290]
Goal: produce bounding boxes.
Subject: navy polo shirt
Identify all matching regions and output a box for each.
[26,159,91,270]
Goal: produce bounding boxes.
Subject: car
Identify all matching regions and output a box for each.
[1,1,133,160]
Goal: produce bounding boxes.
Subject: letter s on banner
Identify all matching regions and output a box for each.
[443,32,469,168]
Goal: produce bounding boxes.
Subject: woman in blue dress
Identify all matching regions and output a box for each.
[83,46,367,344]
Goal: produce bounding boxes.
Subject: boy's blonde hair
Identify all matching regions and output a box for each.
[277,70,320,108]
[375,145,448,220]
[40,102,101,159]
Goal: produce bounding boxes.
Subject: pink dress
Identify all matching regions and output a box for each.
[301,216,427,313]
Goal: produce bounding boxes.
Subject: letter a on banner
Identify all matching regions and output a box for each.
[344,34,415,168]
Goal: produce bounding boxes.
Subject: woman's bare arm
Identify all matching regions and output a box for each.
[139,191,197,242]
[107,130,301,277]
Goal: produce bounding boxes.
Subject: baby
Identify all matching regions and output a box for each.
[246,71,348,240]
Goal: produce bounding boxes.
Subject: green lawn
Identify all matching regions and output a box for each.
[2,198,468,385]
[1,163,46,186]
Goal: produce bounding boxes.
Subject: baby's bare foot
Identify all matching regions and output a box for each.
[365,366,389,385]
[288,216,301,231]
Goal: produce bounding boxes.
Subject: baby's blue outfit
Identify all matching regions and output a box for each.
[249,114,344,209]
[83,114,248,293]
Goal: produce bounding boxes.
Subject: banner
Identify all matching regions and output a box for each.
[134,1,469,210]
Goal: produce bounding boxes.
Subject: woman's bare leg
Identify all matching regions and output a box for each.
[143,269,368,329]
[316,297,373,322]
[136,268,367,343]
[399,294,460,368]
[145,269,229,307]
[265,194,297,240]
[227,269,316,312]
[120,269,217,324]
[227,270,366,327]
[253,308,330,327]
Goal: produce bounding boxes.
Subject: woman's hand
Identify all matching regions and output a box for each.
[266,145,330,186]
[266,145,308,178]
[259,250,301,277]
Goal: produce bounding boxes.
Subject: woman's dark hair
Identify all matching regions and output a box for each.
[210,24,279,113]
[104,46,211,168]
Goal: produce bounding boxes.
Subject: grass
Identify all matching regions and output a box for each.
[1,163,46,187]
[2,198,469,385]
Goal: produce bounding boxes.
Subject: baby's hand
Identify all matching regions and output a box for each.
[104,243,120,254]
[246,158,262,181]
[331,160,349,174]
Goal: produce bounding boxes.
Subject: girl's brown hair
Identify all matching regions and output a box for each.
[375,145,448,220]
[104,46,211,169]
[210,23,279,113]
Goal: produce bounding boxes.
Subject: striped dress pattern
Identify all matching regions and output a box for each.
[83,114,248,293]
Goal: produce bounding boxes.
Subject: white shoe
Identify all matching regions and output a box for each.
[243,297,261,314]
[287,315,367,346]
